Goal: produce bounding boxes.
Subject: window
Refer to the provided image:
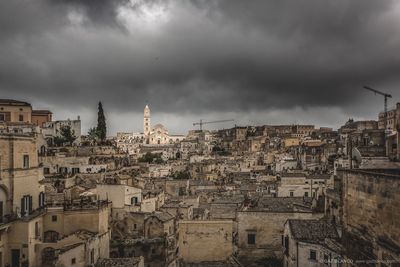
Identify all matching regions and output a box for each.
[35,222,40,238]
[19,114,24,121]
[247,233,256,245]
[71,258,76,265]
[43,167,50,174]
[0,113,5,122]
[289,191,294,197]
[20,195,32,216]
[310,249,317,260]
[39,192,45,208]
[304,192,309,197]
[90,249,95,264]
[23,155,29,169]
[284,236,289,256]
[52,215,57,222]
[133,224,137,230]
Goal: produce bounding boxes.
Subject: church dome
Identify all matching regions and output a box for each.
[152,123,166,131]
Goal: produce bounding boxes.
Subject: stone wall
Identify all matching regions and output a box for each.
[341,169,400,262]
[237,211,323,261]
[178,220,233,263]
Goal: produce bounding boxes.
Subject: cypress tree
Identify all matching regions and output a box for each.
[97,101,107,142]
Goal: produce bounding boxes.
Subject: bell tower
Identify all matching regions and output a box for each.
[144,104,151,137]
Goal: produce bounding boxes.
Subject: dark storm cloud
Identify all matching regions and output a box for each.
[51,0,128,27]
[0,0,400,132]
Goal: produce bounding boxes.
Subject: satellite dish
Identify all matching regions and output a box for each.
[352,147,362,163]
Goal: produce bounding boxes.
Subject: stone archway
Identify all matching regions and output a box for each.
[42,247,56,266]
[0,185,9,220]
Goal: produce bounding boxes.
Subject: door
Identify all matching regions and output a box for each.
[11,249,20,267]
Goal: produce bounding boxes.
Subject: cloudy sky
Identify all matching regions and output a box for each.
[1,0,400,135]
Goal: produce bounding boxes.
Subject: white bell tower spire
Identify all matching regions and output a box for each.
[144,104,151,138]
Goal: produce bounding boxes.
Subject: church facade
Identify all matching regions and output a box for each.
[143,105,185,145]
[117,104,185,154]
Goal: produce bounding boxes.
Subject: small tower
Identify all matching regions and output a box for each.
[144,104,151,138]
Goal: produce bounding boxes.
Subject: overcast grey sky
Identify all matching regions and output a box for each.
[1,0,400,135]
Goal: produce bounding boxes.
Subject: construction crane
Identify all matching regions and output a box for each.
[363,86,392,131]
[193,119,234,131]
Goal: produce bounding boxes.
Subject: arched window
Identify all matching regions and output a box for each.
[44,231,60,243]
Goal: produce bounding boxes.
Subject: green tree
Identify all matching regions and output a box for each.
[60,125,76,145]
[53,125,76,146]
[88,127,100,143]
[97,101,107,142]
[53,136,65,146]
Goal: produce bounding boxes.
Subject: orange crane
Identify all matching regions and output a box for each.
[363,85,392,131]
[193,119,234,131]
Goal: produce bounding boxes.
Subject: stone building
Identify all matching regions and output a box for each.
[0,132,46,267]
[143,105,185,145]
[43,117,81,144]
[117,104,185,150]
[338,168,400,264]
[378,102,400,131]
[95,183,142,219]
[277,173,331,198]
[0,132,45,217]
[149,124,172,145]
[283,219,342,267]
[164,179,190,197]
[348,129,386,157]
[0,99,32,123]
[378,102,400,159]
[96,256,145,267]
[338,119,378,134]
[237,197,324,265]
[31,110,53,127]
[160,202,193,220]
[40,200,111,267]
[275,154,298,173]
[144,104,151,138]
[178,220,233,264]
[299,139,327,171]
[112,212,147,240]
[116,132,144,155]
[144,212,177,266]
[0,99,54,127]
[111,210,177,267]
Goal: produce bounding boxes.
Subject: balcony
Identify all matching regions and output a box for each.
[0,213,18,227]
